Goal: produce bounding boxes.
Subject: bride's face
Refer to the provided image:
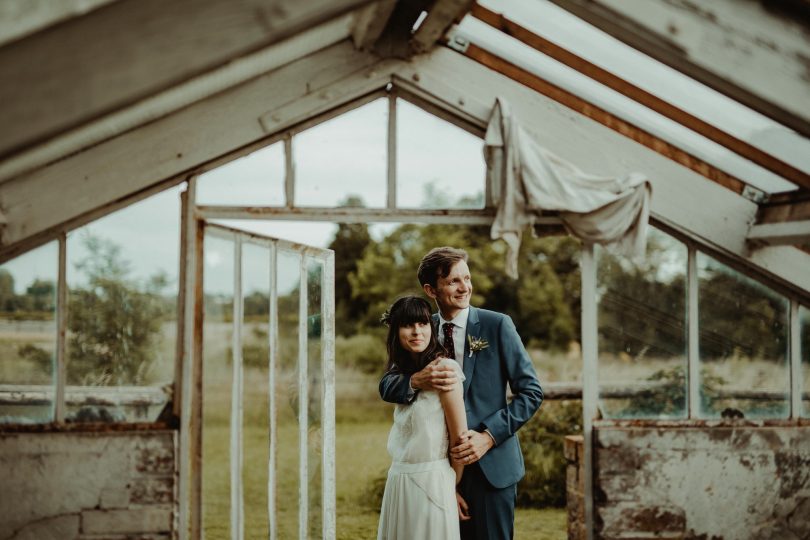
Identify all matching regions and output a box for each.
[398,322,432,356]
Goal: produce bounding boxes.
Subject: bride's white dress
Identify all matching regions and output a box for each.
[377,358,465,540]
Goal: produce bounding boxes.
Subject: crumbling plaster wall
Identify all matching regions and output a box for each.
[566,426,810,539]
[0,430,176,540]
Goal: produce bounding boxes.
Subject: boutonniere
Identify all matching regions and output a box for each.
[467,335,489,357]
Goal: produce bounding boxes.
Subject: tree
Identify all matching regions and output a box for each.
[68,235,171,385]
[328,196,372,335]
[350,223,578,350]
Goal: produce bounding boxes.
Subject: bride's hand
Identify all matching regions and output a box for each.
[455,492,471,521]
[410,358,457,392]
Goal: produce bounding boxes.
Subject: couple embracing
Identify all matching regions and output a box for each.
[376,247,544,540]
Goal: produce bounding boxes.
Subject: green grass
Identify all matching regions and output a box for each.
[200,364,567,539]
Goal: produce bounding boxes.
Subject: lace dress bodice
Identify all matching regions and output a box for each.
[386,358,465,464]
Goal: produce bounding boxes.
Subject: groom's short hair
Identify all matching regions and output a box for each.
[417,247,469,288]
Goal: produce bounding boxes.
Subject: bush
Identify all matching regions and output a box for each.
[517,400,581,508]
[336,333,386,375]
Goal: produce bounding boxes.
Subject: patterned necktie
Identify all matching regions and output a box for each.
[442,322,455,360]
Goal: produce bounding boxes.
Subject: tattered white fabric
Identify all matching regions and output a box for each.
[485,98,652,278]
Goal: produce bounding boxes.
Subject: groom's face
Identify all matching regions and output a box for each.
[424,260,472,319]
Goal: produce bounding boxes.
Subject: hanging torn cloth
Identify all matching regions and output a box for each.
[485,98,652,279]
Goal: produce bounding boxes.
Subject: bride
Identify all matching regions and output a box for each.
[377,296,469,540]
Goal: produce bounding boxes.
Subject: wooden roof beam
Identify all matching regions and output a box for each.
[411,0,474,54]
[471,3,810,191]
[544,0,810,138]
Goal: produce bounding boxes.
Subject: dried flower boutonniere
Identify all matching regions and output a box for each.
[467,335,489,357]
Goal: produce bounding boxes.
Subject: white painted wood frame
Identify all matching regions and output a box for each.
[580,243,597,540]
[790,300,802,419]
[201,222,335,540]
[687,245,700,418]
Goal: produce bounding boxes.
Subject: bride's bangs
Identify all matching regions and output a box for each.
[393,298,431,328]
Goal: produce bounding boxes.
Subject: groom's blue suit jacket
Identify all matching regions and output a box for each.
[379,306,543,488]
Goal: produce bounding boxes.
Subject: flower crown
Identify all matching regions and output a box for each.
[380,307,391,327]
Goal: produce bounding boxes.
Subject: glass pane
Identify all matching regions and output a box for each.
[801,305,809,418]
[65,187,179,422]
[276,249,301,538]
[396,99,485,209]
[197,143,285,206]
[698,254,789,419]
[0,242,58,424]
[242,242,271,539]
[597,227,687,419]
[294,99,387,208]
[307,257,323,538]
[203,233,234,538]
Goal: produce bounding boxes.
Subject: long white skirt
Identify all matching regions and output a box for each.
[377,459,459,540]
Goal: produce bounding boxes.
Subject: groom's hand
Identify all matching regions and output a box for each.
[455,492,471,521]
[450,430,494,465]
[410,359,458,392]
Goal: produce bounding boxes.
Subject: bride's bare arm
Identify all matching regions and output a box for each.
[439,369,468,484]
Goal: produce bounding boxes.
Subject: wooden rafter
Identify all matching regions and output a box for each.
[471,3,810,191]
[0,0,374,161]
[544,0,810,138]
[454,40,748,196]
[411,0,474,54]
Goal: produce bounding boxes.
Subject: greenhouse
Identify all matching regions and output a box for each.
[0,1,808,539]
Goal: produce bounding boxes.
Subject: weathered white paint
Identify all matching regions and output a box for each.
[351,0,396,50]
[178,177,198,540]
[321,251,337,540]
[268,242,279,540]
[298,252,309,540]
[387,92,397,208]
[55,234,66,422]
[791,300,802,419]
[748,220,810,246]
[0,431,176,539]
[231,237,245,540]
[0,42,383,249]
[404,47,810,294]
[0,0,118,47]
[594,426,810,538]
[594,0,810,130]
[410,0,473,54]
[687,246,699,418]
[202,224,335,539]
[580,244,597,540]
[0,11,357,184]
[0,0,371,159]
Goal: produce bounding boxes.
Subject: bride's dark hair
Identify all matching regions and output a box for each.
[385,296,445,374]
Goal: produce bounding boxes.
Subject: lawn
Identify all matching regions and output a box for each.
[200,361,567,539]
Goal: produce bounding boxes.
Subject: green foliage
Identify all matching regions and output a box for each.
[17,343,52,372]
[335,333,386,375]
[517,401,581,508]
[67,235,171,385]
[348,224,579,350]
[329,196,372,336]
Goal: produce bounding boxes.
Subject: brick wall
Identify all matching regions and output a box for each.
[565,425,810,539]
[0,430,176,540]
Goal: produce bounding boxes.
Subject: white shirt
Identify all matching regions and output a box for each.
[438,307,469,370]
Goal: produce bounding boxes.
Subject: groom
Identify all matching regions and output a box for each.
[379,246,543,539]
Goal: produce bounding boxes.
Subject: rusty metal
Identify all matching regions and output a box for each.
[471,3,810,191]
[458,41,748,196]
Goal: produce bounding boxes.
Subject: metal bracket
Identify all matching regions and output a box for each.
[742,184,767,204]
[446,26,470,53]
